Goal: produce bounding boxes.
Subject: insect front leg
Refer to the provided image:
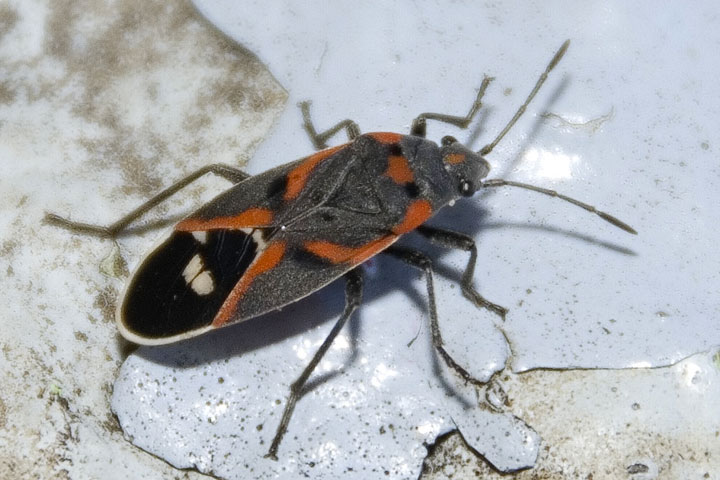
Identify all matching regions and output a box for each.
[298,101,361,150]
[416,225,508,320]
[409,75,494,138]
[265,267,364,460]
[45,164,249,238]
[383,246,484,387]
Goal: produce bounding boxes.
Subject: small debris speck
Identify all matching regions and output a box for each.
[627,463,649,474]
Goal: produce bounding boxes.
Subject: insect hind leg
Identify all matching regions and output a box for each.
[265,267,364,460]
[299,101,361,150]
[416,225,508,319]
[383,245,485,387]
[410,76,494,138]
[45,164,249,238]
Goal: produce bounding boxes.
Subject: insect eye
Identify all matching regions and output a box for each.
[441,136,457,146]
[459,179,474,196]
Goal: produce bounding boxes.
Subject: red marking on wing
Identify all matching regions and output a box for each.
[212,241,287,327]
[284,144,345,201]
[384,155,414,184]
[444,153,466,165]
[392,199,433,234]
[176,207,274,231]
[304,200,433,266]
[304,236,398,265]
[368,132,403,144]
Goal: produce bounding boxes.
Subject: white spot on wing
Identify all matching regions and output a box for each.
[183,254,204,284]
[251,229,267,251]
[191,271,215,295]
[182,254,215,295]
[192,231,208,244]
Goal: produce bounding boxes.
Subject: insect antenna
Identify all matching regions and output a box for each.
[482,178,637,234]
[478,39,570,156]
[475,40,635,235]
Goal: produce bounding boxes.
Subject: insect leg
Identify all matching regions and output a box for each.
[45,164,250,238]
[383,246,484,387]
[416,225,508,319]
[409,76,494,138]
[265,267,364,460]
[298,101,361,150]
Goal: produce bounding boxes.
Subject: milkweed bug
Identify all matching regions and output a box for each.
[46,39,636,460]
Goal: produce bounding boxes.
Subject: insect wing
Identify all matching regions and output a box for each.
[176,143,349,231]
[117,144,352,344]
[117,228,260,344]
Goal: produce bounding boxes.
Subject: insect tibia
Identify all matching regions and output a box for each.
[44,212,117,237]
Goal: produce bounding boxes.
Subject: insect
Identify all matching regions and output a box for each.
[46,40,635,460]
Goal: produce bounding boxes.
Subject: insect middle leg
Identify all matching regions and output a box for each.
[416,225,508,320]
[45,164,249,237]
[383,245,484,387]
[298,101,361,150]
[265,267,364,460]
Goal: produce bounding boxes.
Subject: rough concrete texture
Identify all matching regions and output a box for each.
[0,1,284,478]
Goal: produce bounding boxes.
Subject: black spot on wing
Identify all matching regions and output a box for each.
[120,230,258,340]
[404,182,420,198]
[321,211,337,222]
[266,175,287,199]
[388,143,403,156]
[290,246,334,267]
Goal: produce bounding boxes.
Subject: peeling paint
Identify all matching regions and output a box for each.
[541,107,615,134]
[425,349,720,479]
